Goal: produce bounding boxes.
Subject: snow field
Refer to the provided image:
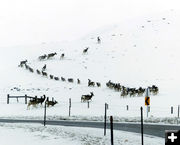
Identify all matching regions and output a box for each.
[0,123,163,145]
[0,10,180,124]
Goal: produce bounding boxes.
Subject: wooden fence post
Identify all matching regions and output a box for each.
[127,105,129,111]
[178,105,180,118]
[104,103,107,136]
[44,101,47,126]
[25,94,27,104]
[7,94,9,104]
[69,98,71,117]
[87,101,89,108]
[140,107,144,145]
[110,116,114,145]
[171,106,173,114]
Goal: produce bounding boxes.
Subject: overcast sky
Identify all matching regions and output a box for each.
[0,0,179,47]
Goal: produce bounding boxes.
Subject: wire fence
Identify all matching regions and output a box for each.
[1,94,180,121]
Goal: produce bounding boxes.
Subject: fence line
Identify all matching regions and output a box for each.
[5,94,180,119]
[7,94,35,104]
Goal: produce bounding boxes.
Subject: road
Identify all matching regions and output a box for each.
[0,118,179,138]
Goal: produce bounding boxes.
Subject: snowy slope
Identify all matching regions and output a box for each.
[0,10,180,122]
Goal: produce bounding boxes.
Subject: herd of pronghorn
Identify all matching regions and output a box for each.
[106,80,159,97]
[18,37,159,108]
[27,95,58,109]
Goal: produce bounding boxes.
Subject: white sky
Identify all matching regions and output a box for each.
[0,0,179,47]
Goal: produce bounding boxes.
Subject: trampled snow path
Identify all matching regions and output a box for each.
[0,123,163,145]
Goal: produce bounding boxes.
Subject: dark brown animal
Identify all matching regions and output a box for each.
[83,47,89,54]
[54,77,59,81]
[36,69,41,74]
[77,78,80,84]
[149,85,159,95]
[28,67,34,73]
[68,78,73,83]
[42,64,46,71]
[96,82,101,87]
[46,100,58,107]
[88,79,95,87]
[60,53,65,59]
[47,52,57,59]
[27,95,46,109]
[49,74,54,79]
[19,60,27,67]
[42,71,47,76]
[27,99,38,109]
[81,92,94,102]
[61,77,66,81]
[25,64,29,69]
[39,54,47,60]
[36,95,46,105]
[97,36,101,44]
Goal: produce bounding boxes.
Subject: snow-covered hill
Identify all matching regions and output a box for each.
[0,10,180,123]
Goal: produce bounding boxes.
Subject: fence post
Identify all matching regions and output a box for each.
[104,103,107,136]
[171,106,173,114]
[87,101,89,108]
[25,94,27,104]
[127,105,129,111]
[140,107,144,145]
[178,105,180,118]
[110,116,114,145]
[44,101,47,126]
[7,94,9,104]
[69,98,71,117]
